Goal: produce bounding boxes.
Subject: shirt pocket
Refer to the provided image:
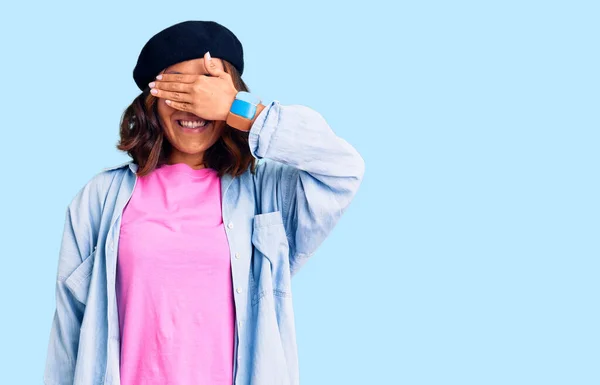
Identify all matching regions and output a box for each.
[251,211,292,305]
[64,248,96,305]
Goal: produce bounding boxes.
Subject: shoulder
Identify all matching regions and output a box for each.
[253,158,296,177]
[252,159,298,186]
[67,161,134,211]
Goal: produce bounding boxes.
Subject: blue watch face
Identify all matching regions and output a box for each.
[230,99,257,119]
[235,91,261,105]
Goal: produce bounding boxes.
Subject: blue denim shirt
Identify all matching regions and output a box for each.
[43,101,365,385]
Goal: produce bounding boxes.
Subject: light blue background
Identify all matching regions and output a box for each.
[0,1,598,384]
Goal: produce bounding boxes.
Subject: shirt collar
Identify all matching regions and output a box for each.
[104,160,235,202]
[102,161,138,173]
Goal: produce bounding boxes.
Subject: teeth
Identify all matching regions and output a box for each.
[179,120,208,128]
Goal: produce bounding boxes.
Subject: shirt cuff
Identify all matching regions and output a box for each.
[248,101,279,159]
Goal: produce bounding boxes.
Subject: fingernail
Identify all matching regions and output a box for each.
[206,51,212,60]
[156,74,163,80]
[151,89,158,95]
[166,100,171,105]
[148,82,155,88]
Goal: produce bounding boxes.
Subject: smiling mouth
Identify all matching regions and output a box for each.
[176,119,213,129]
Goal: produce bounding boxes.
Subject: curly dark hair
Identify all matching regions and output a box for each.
[117,60,256,177]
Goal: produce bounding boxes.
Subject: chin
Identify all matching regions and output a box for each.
[165,121,225,158]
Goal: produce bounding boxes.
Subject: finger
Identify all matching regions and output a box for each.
[151,88,194,103]
[204,51,227,78]
[155,73,198,83]
[165,99,192,112]
[151,81,193,93]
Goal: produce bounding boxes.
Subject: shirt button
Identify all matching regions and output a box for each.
[234,252,240,259]
[238,320,243,327]
[236,287,242,294]
[227,222,234,229]
[109,241,114,250]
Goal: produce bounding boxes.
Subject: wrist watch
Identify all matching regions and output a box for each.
[226,91,265,132]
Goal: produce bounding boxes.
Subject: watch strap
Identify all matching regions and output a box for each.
[227,103,266,132]
[230,99,257,119]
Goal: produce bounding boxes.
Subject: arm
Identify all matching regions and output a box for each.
[249,101,365,275]
[44,177,104,385]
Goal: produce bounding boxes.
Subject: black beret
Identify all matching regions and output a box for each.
[133,20,244,91]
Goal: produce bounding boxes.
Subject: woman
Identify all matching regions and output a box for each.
[44,20,364,385]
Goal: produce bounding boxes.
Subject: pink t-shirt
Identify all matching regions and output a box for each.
[116,163,235,385]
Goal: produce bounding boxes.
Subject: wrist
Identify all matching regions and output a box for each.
[226,91,264,131]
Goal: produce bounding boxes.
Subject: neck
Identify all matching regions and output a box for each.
[167,151,206,170]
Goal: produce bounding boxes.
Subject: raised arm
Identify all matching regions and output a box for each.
[249,101,365,275]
